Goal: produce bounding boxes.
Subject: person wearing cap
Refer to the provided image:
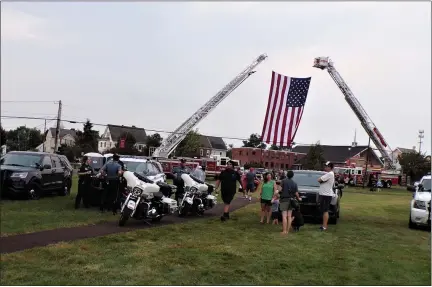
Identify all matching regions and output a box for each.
[100,153,123,214]
[317,161,335,231]
[215,160,242,221]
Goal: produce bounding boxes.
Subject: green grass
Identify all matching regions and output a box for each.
[1,190,430,285]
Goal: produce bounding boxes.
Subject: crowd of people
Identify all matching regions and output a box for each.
[75,154,336,235]
[215,161,336,235]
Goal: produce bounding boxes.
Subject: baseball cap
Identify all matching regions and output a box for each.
[325,161,334,168]
[180,158,186,163]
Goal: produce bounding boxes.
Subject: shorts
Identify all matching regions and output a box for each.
[319,195,333,213]
[260,199,272,206]
[221,191,236,205]
[271,211,280,220]
[279,200,294,212]
[246,183,255,192]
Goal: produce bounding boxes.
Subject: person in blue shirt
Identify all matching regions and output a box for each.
[100,153,123,214]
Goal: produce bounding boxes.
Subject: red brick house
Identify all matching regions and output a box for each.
[291,145,384,170]
[231,147,307,169]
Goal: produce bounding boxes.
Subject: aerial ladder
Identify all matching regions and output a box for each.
[313,57,396,170]
[152,54,268,158]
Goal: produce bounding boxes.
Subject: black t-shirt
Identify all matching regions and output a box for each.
[280,178,298,202]
[78,163,94,183]
[219,168,241,194]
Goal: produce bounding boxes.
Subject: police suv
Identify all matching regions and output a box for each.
[409,174,431,229]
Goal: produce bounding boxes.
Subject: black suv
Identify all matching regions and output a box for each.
[0,151,73,199]
[293,170,343,224]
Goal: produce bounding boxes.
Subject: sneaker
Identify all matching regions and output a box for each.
[220,216,226,222]
[249,196,252,202]
[319,226,327,231]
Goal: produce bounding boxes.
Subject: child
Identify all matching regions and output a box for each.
[271,193,280,225]
[292,205,304,232]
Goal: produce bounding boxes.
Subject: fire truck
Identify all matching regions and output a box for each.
[334,165,400,187]
[159,156,240,178]
[314,57,402,187]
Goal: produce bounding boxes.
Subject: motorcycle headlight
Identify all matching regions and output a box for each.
[185,186,190,192]
[11,172,28,179]
[190,187,198,193]
[133,187,143,196]
[414,200,427,210]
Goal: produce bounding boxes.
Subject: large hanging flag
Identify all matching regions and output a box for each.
[261,71,311,147]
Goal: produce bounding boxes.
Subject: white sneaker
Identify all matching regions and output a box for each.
[249,196,252,201]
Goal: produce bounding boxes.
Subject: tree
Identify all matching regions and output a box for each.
[75,120,99,152]
[398,152,430,182]
[175,130,201,157]
[0,124,7,146]
[303,143,326,170]
[269,144,280,150]
[242,133,266,149]
[144,133,163,155]
[226,143,234,158]
[5,126,44,151]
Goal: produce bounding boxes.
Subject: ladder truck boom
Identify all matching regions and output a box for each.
[313,57,396,170]
[152,54,268,158]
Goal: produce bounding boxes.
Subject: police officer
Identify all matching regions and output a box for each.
[173,159,189,202]
[75,156,94,209]
[100,153,123,214]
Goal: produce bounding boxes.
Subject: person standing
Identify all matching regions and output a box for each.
[173,159,189,202]
[259,172,277,224]
[215,160,242,221]
[75,156,94,209]
[100,153,123,214]
[279,170,301,235]
[317,161,335,231]
[244,167,256,201]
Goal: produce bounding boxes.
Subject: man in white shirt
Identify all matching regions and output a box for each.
[317,161,335,231]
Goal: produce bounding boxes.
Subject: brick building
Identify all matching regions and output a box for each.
[231,147,306,169]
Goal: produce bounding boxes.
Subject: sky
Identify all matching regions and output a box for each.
[1,1,431,155]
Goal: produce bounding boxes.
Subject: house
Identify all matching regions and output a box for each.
[391,147,416,171]
[36,128,77,153]
[177,135,227,158]
[291,145,384,170]
[98,124,147,153]
[231,147,307,169]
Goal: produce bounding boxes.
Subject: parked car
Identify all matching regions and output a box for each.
[293,170,342,224]
[409,175,431,229]
[0,151,73,199]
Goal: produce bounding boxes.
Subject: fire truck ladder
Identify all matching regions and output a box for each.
[313,57,396,170]
[152,53,268,158]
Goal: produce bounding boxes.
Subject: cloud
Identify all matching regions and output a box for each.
[1,8,48,42]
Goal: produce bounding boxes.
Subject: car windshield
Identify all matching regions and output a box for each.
[0,153,42,168]
[420,178,431,192]
[125,161,159,176]
[88,157,104,169]
[293,172,325,187]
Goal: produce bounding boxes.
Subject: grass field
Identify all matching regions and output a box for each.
[1,181,430,285]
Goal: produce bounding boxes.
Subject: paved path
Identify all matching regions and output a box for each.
[0,197,257,254]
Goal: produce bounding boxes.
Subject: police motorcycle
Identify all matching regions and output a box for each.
[119,170,178,226]
[177,173,217,217]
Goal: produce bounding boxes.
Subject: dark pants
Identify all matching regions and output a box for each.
[101,180,119,212]
[75,180,90,208]
[175,185,184,202]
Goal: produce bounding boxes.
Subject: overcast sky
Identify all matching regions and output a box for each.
[1,1,431,154]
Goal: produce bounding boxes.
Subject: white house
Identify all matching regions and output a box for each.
[98,124,147,153]
[36,128,77,153]
[391,147,416,171]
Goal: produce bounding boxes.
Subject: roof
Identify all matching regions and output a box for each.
[84,152,104,158]
[291,145,370,163]
[395,147,416,153]
[107,125,147,143]
[206,136,227,150]
[49,128,76,138]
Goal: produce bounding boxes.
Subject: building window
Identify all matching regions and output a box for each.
[206,150,210,156]
[252,151,256,155]
[270,162,274,168]
[264,162,268,167]
[104,142,106,148]
[239,151,243,155]
[200,149,203,156]
[100,142,103,147]
[220,152,222,155]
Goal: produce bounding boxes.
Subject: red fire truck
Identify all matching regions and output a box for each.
[334,165,399,188]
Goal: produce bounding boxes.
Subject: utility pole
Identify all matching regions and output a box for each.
[53,100,62,153]
[418,130,424,153]
[43,119,47,152]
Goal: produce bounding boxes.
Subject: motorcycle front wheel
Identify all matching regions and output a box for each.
[178,203,190,217]
[119,207,133,226]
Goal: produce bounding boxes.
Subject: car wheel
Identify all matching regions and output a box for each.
[28,183,41,200]
[58,179,71,196]
[386,180,392,188]
[409,213,417,229]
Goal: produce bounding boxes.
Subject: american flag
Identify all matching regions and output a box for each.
[261,71,311,147]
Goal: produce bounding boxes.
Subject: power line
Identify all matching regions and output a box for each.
[1,100,59,103]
